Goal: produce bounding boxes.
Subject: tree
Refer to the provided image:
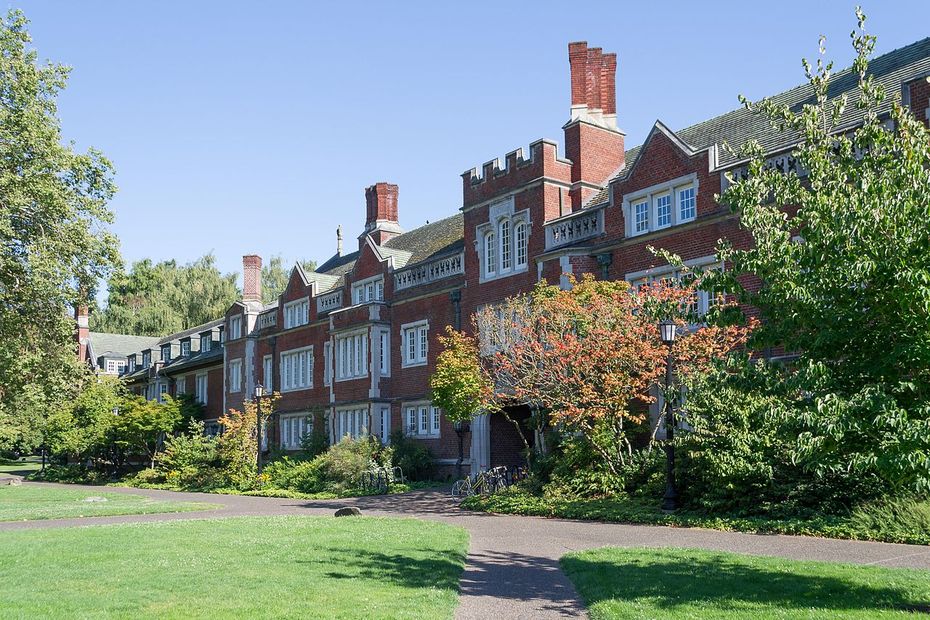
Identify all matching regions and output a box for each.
[91,254,238,336]
[111,395,183,469]
[702,10,930,494]
[430,326,493,478]
[217,393,278,488]
[0,9,120,453]
[261,255,317,303]
[45,374,124,464]
[473,276,751,476]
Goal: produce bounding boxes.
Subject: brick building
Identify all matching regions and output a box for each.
[105,37,930,475]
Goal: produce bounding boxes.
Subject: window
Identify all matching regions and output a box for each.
[499,220,511,270]
[323,342,332,386]
[352,277,384,305]
[335,331,368,380]
[280,413,311,450]
[200,334,211,352]
[655,193,671,228]
[181,340,191,356]
[378,329,390,376]
[679,186,696,221]
[229,315,242,340]
[404,404,440,438]
[229,359,242,393]
[627,257,722,320]
[633,200,649,234]
[280,346,313,392]
[105,359,125,375]
[515,222,527,267]
[161,345,172,363]
[175,376,186,395]
[195,372,208,404]
[283,298,309,329]
[263,355,272,390]
[127,358,136,372]
[335,407,368,440]
[158,383,169,402]
[377,407,391,444]
[484,231,496,276]
[401,321,428,367]
[142,352,151,368]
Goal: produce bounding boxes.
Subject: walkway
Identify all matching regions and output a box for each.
[3,482,930,619]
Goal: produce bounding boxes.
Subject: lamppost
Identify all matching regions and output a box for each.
[658,319,679,512]
[254,383,265,475]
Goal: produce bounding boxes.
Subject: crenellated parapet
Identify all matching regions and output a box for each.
[461,138,572,209]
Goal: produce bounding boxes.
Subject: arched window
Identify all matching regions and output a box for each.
[499,220,511,270]
[485,231,496,276]
[515,222,527,267]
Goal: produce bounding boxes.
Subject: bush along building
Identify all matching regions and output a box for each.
[102,37,930,476]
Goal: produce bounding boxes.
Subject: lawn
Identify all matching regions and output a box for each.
[561,547,930,619]
[0,457,41,476]
[0,516,469,619]
[0,484,214,521]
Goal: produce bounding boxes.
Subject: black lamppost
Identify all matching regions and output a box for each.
[453,420,470,480]
[254,383,265,475]
[658,319,679,512]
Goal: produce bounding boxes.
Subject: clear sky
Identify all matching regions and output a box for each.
[16,1,930,285]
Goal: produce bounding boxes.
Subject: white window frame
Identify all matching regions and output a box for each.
[378,328,390,376]
[142,352,151,368]
[195,372,208,405]
[105,359,125,374]
[515,221,528,268]
[229,315,242,340]
[654,192,672,229]
[283,297,310,329]
[678,185,696,222]
[180,340,191,357]
[352,275,385,305]
[175,375,186,395]
[161,345,172,363]
[229,358,242,393]
[280,413,312,450]
[400,320,428,368]
[499,219,512,271]
[403,402,440,438]
[200,334,211,352]
[323,341,332,386]
[262,354,273,391]
[625,254,722,319]
[335,330,368,381]
[633,200,649,234]
[623,173,699,237]
[476,197,530,283]
[279,346,314,392]
[158,383,169,403]
[335,406,369,440]
[484,231,496,276]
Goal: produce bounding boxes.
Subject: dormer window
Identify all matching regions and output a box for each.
[200,334,211,353]
[128,358,136,372]
[283,298,310,328]
[624,174,698,237]
[352,276,384,305]
[142,352,151,368]
[229,315,241,340]
[161,345,171,363]
[181,340,191,356]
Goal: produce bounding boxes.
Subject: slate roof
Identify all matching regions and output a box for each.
[88,333,161,360]
[154,318,224,346]
[584,36,930,207]
[161,343,223,374]
[315,213,464,281]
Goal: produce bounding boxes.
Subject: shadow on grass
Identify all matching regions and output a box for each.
[308,546,467,591]
[561,551,930,615]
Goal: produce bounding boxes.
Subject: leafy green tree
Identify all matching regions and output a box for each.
[262,255,317,303]
[0,9,120,453]
[703,11,930,495]
[111,395,183,469]
[45,374,124,464]
[92,254,238,336]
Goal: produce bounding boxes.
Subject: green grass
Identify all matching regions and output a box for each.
[562,547,930,619]
[0,484,215,521]
[462,489,930,545]
[0,457,41,476]
[0,516,469,619]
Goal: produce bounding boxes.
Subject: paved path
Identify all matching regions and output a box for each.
[4,482,930,619]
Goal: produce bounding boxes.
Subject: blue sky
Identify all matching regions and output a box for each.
[17,1,930,284]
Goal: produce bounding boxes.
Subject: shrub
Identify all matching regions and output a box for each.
[264,457,325,494]
[388,431,434,481]
[29,464,108,484]
[847,498,930,545]
[300,409,329,459]
[314,436,381,493]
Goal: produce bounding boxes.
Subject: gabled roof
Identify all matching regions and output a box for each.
[583,36,930,208]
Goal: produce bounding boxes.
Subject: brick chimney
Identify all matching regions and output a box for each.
[242,254,262,302]
[75,304,90,363]
[564,41,625,210]
[361,183,403,246]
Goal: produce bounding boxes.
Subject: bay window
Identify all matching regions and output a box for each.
[335,330,368,380]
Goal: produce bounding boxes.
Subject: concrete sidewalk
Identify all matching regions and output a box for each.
[4,482,929,619]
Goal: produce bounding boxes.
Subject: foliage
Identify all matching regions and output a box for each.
[299,407,329,458]
[261,255,317,303]
[263,457,325,494]
[91,254,238,336]
[561,547,930,619]
[430,326,492,425]
[387,431,435,481]
[110,395,183,468]
[313,435,385,494]
[463,486,930,546]
[216,393,278,489]
[158,420,222,488]
[693,11,930,496]
[44,374,125,464]
[0,9,120,453]
[473,275,751,476]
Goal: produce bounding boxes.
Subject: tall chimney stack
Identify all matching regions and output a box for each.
[361,182,403,246]
[337,225,343,256]
[242,255,262,302]
[75,304,90,363]
[564,41,625,210]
